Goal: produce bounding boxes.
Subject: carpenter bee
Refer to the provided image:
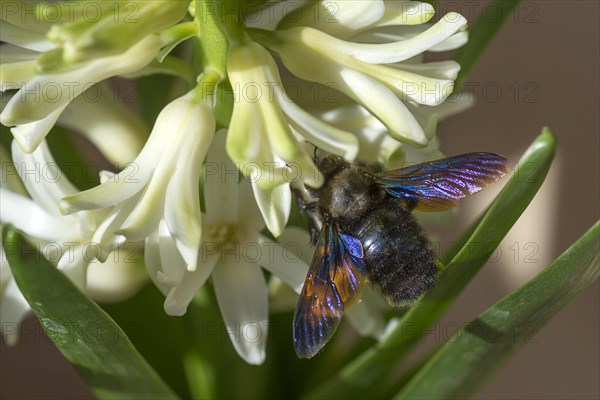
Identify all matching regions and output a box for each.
[293,152,509,358]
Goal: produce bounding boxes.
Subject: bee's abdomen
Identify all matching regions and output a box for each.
[352,203,438,305]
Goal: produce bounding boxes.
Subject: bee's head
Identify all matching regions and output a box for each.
[314,153,348,180]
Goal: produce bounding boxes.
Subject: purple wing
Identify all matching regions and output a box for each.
[375,153,509,211]
[293,223,366,358]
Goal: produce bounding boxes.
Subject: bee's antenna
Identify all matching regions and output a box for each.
[313,146,319,162]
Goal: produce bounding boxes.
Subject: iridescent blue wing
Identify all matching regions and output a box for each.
[375,153,509,211]
[293,223,366,358]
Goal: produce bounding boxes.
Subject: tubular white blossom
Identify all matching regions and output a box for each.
[227,41,321,190]
[61,90,215,271]
[145,132,310,364]
[1,35,162,153]
[0,141,143,344]
[266,12,467,146]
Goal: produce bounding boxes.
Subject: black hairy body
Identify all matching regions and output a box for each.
[299,156,438,304]
[293,151,508,358]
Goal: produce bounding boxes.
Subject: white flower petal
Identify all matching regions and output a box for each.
[258,235,308,294]
[340,68,426,145]
[60,163,151,214]
[276,227,313,265]
[56,246,89,289]
[404,101,438,141]
[11,105,68,153]
[85,251,147,303]
[0,22,56,52]
[318,104,402,164]
[206,131,240,224]
[61,88,201,215]
[144,228,168,294]
[0,188,74,241]
[226,102,290,191]
[1,35,161,128]
[341,13,468,63]
[250,182,288,238]
[280,1,385,38]
[164,253,218,316]
[429,31,469,52]
[0,279,31,346]
[427,92,476,120]
[165,172,202,270]
[0,59,37,92]
[157,221,187,286]
[11,140,78,213]
[280,98,359,161]
[238,178,267,232]
[118,174,168,241]
[213,260,269,365]
[368,63,454,106]
[92,203,133,259]
[226,100,264,163]
[227,42,316,189]
[144,222,187,296]
[351,24,467,53]
[0,146,26,195]
[391,60,461,81]
[165,106,214,270]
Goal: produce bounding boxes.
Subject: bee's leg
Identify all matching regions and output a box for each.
[307,218,321,246]
[294,193,316,214]
[291,185,322,246]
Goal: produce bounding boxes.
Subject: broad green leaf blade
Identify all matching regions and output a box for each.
[454,0,521,90]
[396,221,600,399]
[306,128,556,399]
[2,226,179,400]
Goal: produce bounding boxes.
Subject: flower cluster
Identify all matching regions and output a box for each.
[1,0,471,363]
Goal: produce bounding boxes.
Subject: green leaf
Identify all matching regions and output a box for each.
[396,221,600,399]
[454,0,521,90]
[2,226,179,400]
[306,128,557,399]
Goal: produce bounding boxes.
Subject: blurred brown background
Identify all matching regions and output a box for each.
[1,1,599,399]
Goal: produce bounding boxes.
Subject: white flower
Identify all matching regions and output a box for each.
[1,34,162,153]
[43,0,189,64]
[0,0,191,154]
[228,40,353,236]
[0,142,144,344]
[278,0,436,38]
[145,132,310,364]
[60,90,215,272]
[227,41,332,187]
[261,11,467,146]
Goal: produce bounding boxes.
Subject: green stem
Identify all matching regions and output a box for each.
[193,0,229,77]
